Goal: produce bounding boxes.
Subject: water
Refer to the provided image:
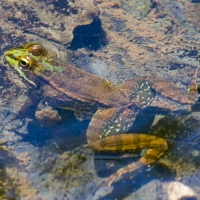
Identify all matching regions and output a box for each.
[0,0,200,199]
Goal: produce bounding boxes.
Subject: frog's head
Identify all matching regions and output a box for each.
[4,42,48,87]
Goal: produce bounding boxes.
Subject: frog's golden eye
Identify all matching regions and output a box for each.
[19,57,31,69]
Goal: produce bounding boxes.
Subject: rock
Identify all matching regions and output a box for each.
[166,181,197,200]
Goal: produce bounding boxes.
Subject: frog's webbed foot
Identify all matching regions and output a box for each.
[94,160,144,192]
[93,161,146,199]
[93,177,114,197]
[87,107,168,193]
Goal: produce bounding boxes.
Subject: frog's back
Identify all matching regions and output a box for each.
[37,58,131,108]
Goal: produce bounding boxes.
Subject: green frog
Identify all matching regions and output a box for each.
[4,42,199,189]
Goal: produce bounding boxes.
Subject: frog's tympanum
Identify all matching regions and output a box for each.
[4,43,199,189]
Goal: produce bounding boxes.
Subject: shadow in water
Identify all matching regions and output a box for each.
[13,107,89,150]
[69,17,108,51]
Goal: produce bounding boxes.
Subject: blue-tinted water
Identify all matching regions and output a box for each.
[1,0,200,199]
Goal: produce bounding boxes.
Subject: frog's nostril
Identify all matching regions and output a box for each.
[8,54,15,58]
[4,52,15,61]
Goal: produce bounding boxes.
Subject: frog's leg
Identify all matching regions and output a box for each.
[146,71,199,104]
[119,76,156,109]
[87,107,168,187]
[120,70,199,108]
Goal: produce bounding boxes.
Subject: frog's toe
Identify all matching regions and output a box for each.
[93,170,124,196]
[93,179,114,198]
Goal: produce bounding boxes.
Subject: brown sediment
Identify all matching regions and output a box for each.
[95,0,197,61]
[6,167,39,198]
[178,0,200,31]
[13,152,31,167]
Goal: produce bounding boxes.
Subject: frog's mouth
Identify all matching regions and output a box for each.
[4,51,37,87]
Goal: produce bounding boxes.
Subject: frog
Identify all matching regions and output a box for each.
[4,42,199,190]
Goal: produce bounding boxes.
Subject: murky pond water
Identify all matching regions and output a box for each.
[0,0,200,199]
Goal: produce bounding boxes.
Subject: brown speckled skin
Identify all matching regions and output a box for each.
[4,43,199,188]
[39,61,131,109]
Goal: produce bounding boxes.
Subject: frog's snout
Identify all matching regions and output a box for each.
[4,50,10,57]
[4,51,16,65]
[4,51,14,59]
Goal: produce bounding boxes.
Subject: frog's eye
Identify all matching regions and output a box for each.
[19,57,31,70]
